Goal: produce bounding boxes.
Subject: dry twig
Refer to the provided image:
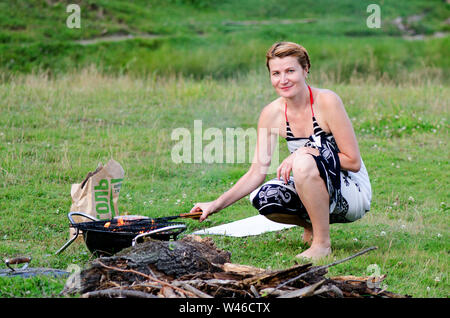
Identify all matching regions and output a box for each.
[82,289,157,298]
[96,260,197,298]
[270,246,378,294]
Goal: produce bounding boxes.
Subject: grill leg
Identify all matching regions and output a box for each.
[55,228,80,255]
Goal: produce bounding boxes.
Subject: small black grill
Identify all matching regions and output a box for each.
[56,212,187,256]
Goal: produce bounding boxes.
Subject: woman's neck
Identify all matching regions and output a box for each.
[284,82,310,112]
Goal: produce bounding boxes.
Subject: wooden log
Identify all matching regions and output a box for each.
[82,289,157,298]
[63,236,231,295]
[179,282,213,298]
[318,284,344,298]
[331,274,387,285]
[242,263,313,288]
[221,263,266,276]
[277,279,326,298]
[160,286,178,298]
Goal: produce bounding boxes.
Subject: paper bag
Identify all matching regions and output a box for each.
[69,159,124,238]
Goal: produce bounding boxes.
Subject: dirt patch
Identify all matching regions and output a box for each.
[222,18,316,26]
[392,14,449,40]
[74,33,162,45]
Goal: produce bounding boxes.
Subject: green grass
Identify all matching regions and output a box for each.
[0,0,449,81]
[0,0,448,299]
[0,69,448,297]
[2,0,449,43]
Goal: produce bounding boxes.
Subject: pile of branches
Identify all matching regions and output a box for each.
[63,235,410,298]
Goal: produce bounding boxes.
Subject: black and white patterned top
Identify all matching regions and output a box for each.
[284,85,372,221]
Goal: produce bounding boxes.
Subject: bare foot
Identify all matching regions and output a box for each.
[295,245,332,261]
[301,227,313,245]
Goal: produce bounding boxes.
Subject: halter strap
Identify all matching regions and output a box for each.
[307,84,314,117]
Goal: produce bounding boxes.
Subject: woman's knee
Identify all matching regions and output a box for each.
[292,153,320,181]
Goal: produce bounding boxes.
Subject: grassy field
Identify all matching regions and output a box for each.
[1,0,449,81]
[0,69,448,297]
[0,0,448,298]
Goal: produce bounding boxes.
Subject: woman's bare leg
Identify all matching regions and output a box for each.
[264,213,313,245]
[292,154,332,260]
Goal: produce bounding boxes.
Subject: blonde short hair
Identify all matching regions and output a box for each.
[266,42,311,73]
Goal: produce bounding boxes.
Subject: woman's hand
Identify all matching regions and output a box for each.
[277,152,295,184]
[277,147,320,183]
[189,201,220,222]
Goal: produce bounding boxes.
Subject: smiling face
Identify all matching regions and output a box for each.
[268,56,308,99]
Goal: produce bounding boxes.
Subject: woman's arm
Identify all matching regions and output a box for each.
[190,104,280,222]
[320,91,361,172]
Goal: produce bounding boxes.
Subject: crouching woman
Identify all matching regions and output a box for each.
[190,42,371,260]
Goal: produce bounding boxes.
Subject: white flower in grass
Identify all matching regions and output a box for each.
[437,233,442,238]
[380,231,386,236]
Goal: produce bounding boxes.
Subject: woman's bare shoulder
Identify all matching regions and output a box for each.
[313,88,346,132]
[258,98,283,127]
[315,88,344,109]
